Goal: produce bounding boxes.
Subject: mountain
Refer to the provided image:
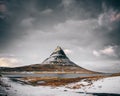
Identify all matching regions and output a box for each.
[42,46,78,66]
[0,46,98,73]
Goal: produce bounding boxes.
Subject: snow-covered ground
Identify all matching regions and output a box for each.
[1,76,120,96]
[1,78,86,96]
[66,76,120,94]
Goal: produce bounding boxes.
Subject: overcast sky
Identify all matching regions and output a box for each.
[0,0,120,73]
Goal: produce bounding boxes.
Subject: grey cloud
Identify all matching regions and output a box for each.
[41,9,53,15]
[98,8,120,30]
[97,7,120,60]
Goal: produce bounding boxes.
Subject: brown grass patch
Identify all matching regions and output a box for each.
[21,75,105,86]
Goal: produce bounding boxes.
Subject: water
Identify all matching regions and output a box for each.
[2,73,111,78]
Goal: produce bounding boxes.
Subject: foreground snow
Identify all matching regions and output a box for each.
[1,76,120,96]
[1,78,87,96]
[66,76,120,94]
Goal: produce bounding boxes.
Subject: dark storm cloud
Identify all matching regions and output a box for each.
[0,0,116,48]
[0,0,120,50]
[0,0,60,49]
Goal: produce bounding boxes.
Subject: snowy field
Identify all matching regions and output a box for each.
[1,76,120,96]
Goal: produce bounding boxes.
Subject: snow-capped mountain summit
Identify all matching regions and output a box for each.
[50,46,67,57]
[42,46,77,66]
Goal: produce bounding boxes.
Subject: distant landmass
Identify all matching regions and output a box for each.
[0,46,98,73]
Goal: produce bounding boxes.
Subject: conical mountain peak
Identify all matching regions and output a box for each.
[42,46,77,66]
[50,46,66,57]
